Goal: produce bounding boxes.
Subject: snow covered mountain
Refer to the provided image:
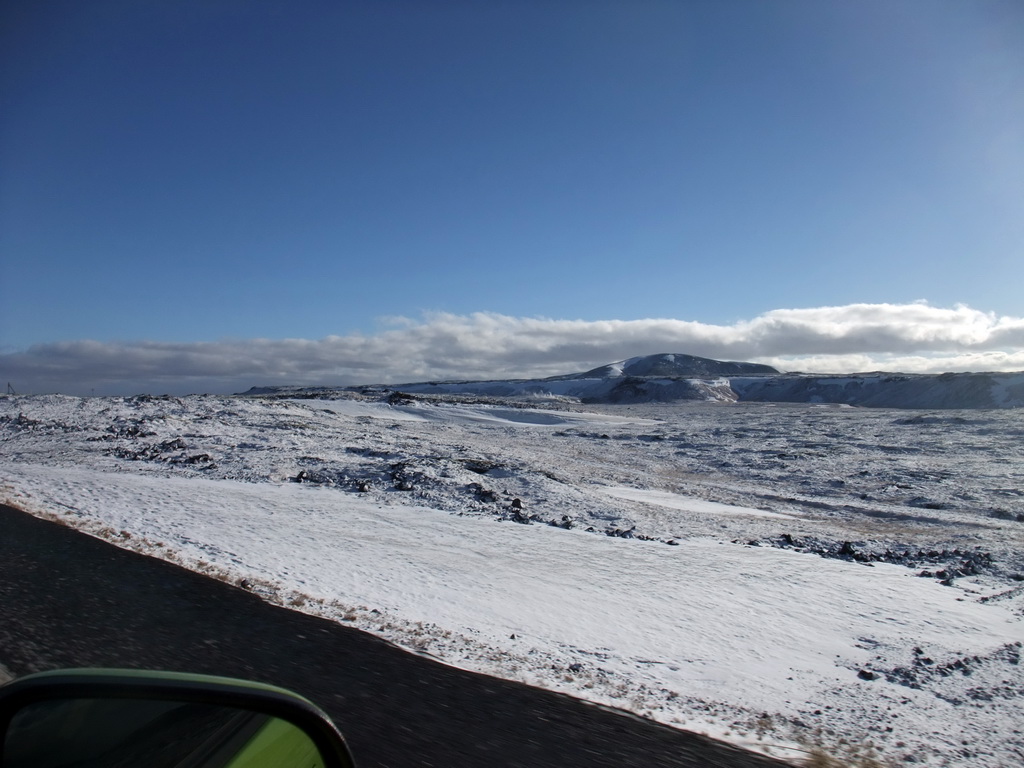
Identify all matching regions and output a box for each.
[246,353,1024,409]
[559,353,780,379]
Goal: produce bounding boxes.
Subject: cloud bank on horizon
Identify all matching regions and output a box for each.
[3,302,1023,396]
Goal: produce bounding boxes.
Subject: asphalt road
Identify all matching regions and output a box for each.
[0,503,790,767]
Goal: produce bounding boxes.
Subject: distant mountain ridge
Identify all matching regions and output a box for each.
[243,353,1024,409]
[554,353,779,380]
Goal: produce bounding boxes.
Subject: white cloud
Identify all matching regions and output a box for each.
[2,302,1022,395]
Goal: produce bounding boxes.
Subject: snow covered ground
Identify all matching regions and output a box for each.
[2,392,1023,766]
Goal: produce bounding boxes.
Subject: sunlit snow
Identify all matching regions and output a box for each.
[2,392,1022,766]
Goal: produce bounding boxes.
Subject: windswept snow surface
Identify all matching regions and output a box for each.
[598,486,799,519]
[2,393,1024,766]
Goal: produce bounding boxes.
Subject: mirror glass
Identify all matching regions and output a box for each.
[3,697,326,768]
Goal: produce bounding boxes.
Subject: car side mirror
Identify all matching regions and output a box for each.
[0,669,355,768]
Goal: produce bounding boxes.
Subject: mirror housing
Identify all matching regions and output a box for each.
[0,669,355,768]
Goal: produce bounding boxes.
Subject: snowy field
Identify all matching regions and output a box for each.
[2,392,1023,766]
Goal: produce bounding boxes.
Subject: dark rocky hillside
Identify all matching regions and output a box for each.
[560,353,779,380]
[243,354,1024,409]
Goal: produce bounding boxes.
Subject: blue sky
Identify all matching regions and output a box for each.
[1,0,1022,394]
